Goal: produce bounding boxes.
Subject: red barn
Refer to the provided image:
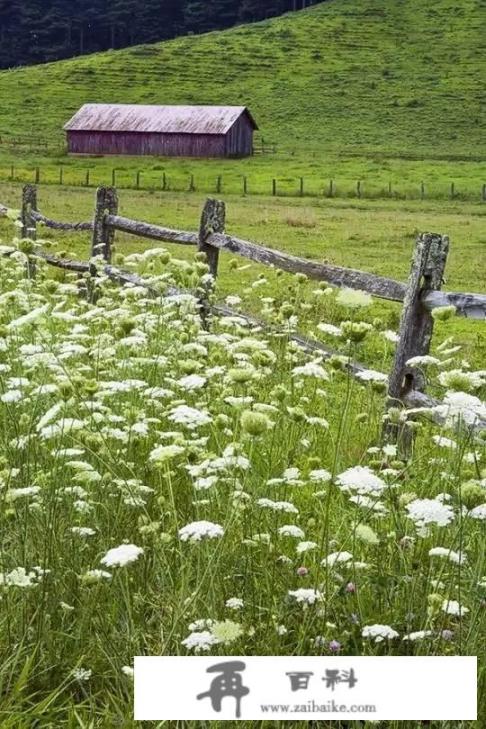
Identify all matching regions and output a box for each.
[64,104,258,158]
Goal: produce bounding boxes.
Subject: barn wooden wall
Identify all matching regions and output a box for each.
[67,120,254,158]
[225,115,254,156]
[67,131,230,157]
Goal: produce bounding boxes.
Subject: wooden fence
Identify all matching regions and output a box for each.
[2,165,486,202]
[1,184,485,446]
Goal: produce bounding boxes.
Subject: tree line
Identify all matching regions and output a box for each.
[0,0,327,69]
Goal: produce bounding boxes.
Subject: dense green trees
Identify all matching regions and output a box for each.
[0,0,326,69]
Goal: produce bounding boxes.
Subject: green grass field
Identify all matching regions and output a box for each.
[0,0,485,198]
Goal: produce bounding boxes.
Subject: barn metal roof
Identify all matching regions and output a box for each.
[64,104,258,134]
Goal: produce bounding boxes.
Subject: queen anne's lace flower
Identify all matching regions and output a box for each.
[178,521,224,542]
[406,355,441,367]
[168,405,212,429]
[442,599,469,617]
[296,541,318,554]
[429,547,467,565]
[182,631,220,652]
[336,466,387,496]
[406,499,454,528]
[292,361,329,379]
[257,498,298,514]
[288,588,323,605]
[336,288,372,308]
[403,630,434,641]
[356,369,388,383]
[100,544,144,567]
[0,567,41,587]
[432,435,457,449]
[278,525,305,539]
[317,323,342,337]
[225,597,244,610]
[468,503,486,520]
[362,624,399,642]
[322,551,353,567]
[433,392,486,427]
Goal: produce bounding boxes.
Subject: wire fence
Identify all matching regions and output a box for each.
[1,164,485,202]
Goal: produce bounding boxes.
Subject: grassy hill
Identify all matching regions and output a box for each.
[0,0,484,160]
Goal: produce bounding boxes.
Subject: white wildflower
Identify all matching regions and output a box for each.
[278,525,305,539]
[149,444,185,463]
[403,630,434,641]
[356,369,388,383]
[336,288,372,308]
[317,323,342,337]
[433,392,486,427]
[182,631,220,652]
[257,498,298,514]
[292,361,329,380]
[322,551,353,567]
[288,588,323,605]
[406,355,441,367]
[177,374,206,391]
[406,498,454,528]
[468,504,486,520]
[429,547,467,565]
[362,624,399,642]
[178,521,224,542]
[100,544,144,567]
[168,405,212,429]
[432,435,457,450]
[442,600,469,617]
[225,597,244,610]
[309,469,332,483]
[296,541,318,554]
[336,466,387,496]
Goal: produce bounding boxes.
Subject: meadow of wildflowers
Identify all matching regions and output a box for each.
[0,234,484,726]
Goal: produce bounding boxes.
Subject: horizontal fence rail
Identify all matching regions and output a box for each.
[205,231,407,302]
[107,214,198,246]
[0,184,485,450]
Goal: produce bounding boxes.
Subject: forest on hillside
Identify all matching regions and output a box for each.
[0,0,328,69]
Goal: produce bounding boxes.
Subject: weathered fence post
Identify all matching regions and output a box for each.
[136,171,141,189]
[243,176,248,195]
[481,183,486,202]
[21,184,37,240]
[272,179,277,196]
[299,177,304,197]
[91,187,118,262]
[384,233,450,449]
[329,179,334,198]
[21,184,37,278]
[59,166,64,185]
[86,169,90,187]
[198,198,225,326]
[356,180,362,198]
[35,167,40,184]
[162,172,167,191]
[421,182,425,200]
[216,175,222,194]
[189,174,195,192]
